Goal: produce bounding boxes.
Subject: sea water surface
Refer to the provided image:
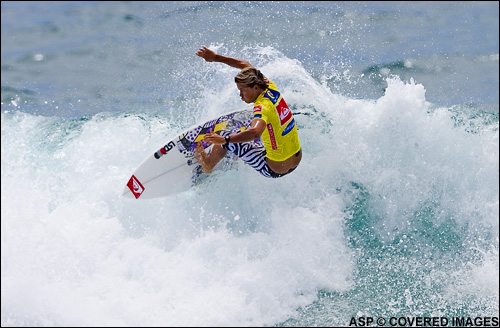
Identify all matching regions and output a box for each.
[1,1,498,326]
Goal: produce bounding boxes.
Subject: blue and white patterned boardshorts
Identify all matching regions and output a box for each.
[223,141,296,178]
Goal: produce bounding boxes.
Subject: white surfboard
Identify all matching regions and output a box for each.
[122,107,253,199]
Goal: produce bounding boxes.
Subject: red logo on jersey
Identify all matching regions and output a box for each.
[276,98,292,126]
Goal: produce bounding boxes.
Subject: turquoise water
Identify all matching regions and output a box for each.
[1,2,498,326]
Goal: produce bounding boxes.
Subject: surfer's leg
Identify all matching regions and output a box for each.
[223,142,272,178]
[194,143,227,173]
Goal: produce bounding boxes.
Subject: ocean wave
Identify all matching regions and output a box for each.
[2,52,498,325]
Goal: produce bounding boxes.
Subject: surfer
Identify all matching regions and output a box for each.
[194,46,301,178]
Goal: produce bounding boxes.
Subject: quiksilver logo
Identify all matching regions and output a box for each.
[276,98,292,126]
[127,175,145,199]
[279,106,290,121]
[132,177,143,193]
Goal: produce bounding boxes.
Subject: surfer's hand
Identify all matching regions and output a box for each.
[196,46,216,62]
[203,132,224,145]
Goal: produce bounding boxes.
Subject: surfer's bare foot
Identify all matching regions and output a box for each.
[194,143,228,174]
[194,143,213,173]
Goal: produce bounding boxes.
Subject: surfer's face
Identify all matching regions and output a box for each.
[236,82,262,103]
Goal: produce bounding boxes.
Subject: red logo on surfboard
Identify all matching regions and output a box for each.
[127,175,145,199]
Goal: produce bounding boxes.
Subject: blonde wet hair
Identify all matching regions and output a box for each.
[234,67,268,89]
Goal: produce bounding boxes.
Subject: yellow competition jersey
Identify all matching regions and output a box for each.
[253,78,301,161]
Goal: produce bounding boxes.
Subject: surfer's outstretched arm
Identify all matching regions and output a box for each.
[196,46,252,70]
